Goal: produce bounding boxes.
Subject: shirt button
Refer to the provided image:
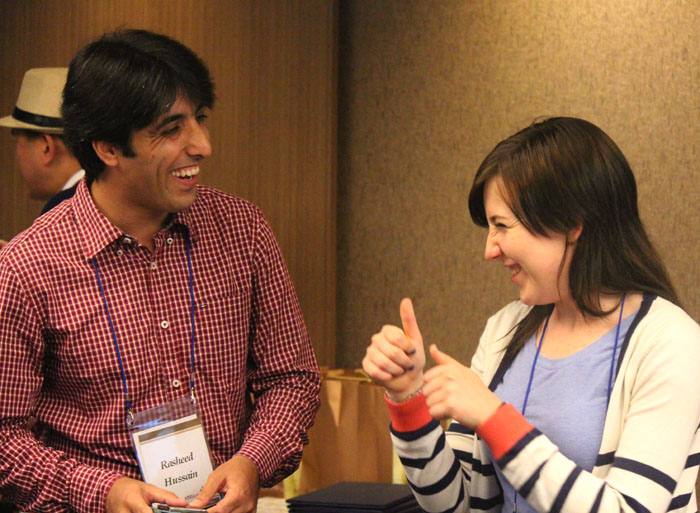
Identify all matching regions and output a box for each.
[123,237,132,245]
[160,320,169,329]
[151,262,157,270]
[172,379,181,388]
[166,237,174,244]
[117,250,123,256]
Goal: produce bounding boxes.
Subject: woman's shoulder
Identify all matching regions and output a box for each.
[624,295,700,367]
[638,295,700,342]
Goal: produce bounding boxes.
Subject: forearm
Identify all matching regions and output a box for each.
[386,394,471,513]
[0,421,122,513]
[478,401,697,513]
[237,369,320,487]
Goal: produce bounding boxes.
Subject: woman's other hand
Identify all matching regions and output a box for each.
[423,345,502,429]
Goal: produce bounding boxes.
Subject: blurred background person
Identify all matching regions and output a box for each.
[0,67,83,248]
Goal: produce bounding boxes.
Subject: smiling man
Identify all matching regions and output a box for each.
[0,30,320,513]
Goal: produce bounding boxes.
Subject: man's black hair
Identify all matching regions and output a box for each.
[62,29,215,182]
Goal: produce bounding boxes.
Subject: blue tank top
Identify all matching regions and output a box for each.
[491,312,636,513]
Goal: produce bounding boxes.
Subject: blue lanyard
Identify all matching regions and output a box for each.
[91,231,197,426]
[514,294,627,513]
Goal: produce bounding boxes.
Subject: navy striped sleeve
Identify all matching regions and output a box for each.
[399,434,446,469]
[550,467,582,513]
[668,493,692,511]
[497,429,540,468]
[408,456,461,496]
[613,457,676,493]
[391,419,441,441]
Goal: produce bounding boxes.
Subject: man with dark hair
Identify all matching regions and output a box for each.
[0,30,320,513]
[0,67,84,248]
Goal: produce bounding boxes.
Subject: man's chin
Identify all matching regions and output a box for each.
[169,189,198,213]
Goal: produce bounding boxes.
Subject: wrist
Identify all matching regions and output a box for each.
[385,382,424,403]
[475,394,504,427]
[476,403,534,460]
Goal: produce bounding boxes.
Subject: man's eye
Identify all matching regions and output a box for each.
[162,125,180,136]
[196,113,208,124]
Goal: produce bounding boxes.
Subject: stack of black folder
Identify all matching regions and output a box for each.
[287,482,423,513]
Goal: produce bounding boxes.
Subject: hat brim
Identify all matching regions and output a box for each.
[0,114,64,135]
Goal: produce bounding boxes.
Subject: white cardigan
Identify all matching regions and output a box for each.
[390,295,700,513]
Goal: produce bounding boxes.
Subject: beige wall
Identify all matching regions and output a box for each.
[337,1,700,367]
[0,1,337,366]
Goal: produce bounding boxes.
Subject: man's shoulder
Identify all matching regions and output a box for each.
[189,186,266,226]
[193,185,258,210]
[1,201,76,267]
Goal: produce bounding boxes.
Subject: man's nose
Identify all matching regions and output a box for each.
[186,121,212,160]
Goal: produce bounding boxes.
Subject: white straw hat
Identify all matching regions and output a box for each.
[0,67,67,135]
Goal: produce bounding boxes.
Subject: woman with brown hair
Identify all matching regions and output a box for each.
[363,117,700,513]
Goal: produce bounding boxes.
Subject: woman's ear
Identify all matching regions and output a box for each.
[92,140,120,168]
[568,225,583,244]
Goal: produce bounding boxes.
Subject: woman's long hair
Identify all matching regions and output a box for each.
[468,117,679,361]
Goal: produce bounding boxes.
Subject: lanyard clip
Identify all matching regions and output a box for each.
[126,408,135,427]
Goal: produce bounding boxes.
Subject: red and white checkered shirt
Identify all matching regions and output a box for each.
[0,180,320,513]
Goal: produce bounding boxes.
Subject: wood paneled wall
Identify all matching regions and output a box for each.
[0,1,337,365]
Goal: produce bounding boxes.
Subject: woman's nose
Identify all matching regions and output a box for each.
[484,234,502,261]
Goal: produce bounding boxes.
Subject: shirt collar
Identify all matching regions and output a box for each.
[72,180,200,260]
[169,200,199,243]
[62,169,85,190]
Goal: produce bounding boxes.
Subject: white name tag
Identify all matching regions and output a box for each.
[131,398,215,501]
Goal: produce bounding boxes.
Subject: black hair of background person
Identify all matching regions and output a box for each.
[62,29,216,184]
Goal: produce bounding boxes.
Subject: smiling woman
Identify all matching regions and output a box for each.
[467,117,678,362]
[362,117,700,513]
[482,175,574,308]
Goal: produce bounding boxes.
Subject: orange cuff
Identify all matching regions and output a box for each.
[385,392,433,432]
[476,403,534,460]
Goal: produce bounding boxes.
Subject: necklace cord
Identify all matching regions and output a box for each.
[185,232,197,400]
[514,296,626,512]
[91,258,132,413]
[92,232,197,424]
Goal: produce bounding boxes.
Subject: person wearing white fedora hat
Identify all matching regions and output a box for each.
[0,67,83,248]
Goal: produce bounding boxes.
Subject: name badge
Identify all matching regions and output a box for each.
[130,396,215,501]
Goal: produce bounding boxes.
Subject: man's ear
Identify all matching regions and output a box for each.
[39,134,57,165]
[92,140,120,168]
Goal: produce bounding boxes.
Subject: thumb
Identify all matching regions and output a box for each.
[189,479,219,508]
[147,487,188,508]
[400,297,423,343]
[430,344,457,366]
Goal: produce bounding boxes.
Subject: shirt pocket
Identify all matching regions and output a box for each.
[194,289,251,395]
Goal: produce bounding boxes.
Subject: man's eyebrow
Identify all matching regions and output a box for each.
[153,105,207,131]
[154,113,186,131]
